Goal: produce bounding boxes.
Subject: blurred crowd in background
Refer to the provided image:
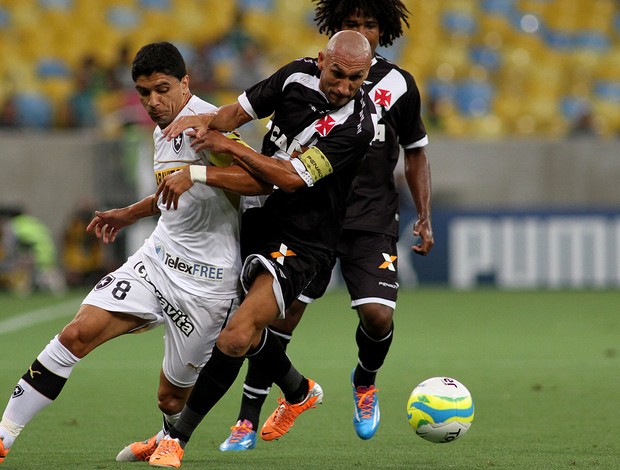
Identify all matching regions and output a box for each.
[0,204,110,296]
[1,0,620,295]
[0,0,619,138]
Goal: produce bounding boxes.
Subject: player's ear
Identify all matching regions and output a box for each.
[317,50,325,71]
[181,75,190,92]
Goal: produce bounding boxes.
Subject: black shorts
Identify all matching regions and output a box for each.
[300,230,399,308]
[241,247,322,318]
[240,208,328,315]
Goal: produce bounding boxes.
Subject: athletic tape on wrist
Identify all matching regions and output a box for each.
[189,165,207,184]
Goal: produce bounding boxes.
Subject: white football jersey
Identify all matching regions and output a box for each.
[142,95,242,298]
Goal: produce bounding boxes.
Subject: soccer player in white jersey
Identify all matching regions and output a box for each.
[145,30,376,468]
[0,42,271,466]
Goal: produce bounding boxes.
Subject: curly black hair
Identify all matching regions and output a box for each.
[313,0,410,47]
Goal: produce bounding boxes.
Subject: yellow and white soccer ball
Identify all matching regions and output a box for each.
[406,377,474,443]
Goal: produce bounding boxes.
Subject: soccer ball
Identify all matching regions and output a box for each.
[406,377,474,443]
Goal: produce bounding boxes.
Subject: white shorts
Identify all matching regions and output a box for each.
[82,250,240,388]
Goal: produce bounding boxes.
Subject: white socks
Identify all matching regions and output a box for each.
[0,335,80,448]
[156,412,182,441]
[36,334,80,378]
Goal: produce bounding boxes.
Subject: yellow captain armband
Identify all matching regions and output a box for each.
[209,131,253,168]
[298,147,333,183]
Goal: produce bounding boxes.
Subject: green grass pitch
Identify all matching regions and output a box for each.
[0,288,618,469]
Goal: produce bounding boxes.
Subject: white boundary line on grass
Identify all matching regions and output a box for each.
[0,300,79,336]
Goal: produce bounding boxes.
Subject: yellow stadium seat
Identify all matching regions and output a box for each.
[517,0,548,17]
[165,7,233,45]
[493,94,524,123]
[442,0,477,14]
[52,28,94,69]
[40,78,73,106]
[466,114,505,138]
[592,99,620,136]
[0,0,617,137]
[593,51,620,81]
[442,113,468,137]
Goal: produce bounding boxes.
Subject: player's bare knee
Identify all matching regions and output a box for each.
[218,326,254,357]
[157,394,185,415]
[359,304,394,337]
[57,323,90,358]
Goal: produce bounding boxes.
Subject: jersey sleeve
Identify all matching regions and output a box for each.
[238,61,297,120]
[390,72,428,149]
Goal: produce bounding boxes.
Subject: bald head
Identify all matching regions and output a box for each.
[318,30,372,107]
[326,30,373,64]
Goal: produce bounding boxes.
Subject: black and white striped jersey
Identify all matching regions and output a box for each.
[238,56,377,263]
[343,54,428,237]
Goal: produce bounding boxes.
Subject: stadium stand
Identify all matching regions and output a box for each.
[0,0,618,137]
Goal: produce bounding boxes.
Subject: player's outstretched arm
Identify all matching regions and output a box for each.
[86,194,159,244]
[162,103,253,146]
[156,163,272,211]
[404,147,434,255]
[194,128,304,192]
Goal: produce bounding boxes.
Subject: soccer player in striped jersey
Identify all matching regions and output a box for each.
[220,0,434,450]
[146,30,375,467]
[0,42,270,466]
